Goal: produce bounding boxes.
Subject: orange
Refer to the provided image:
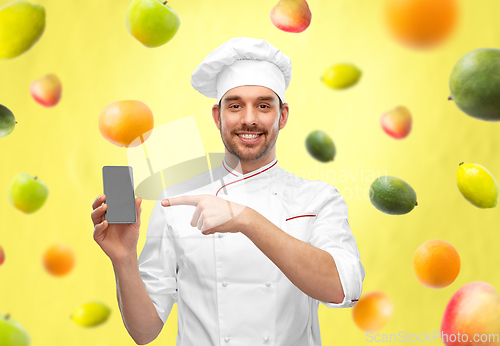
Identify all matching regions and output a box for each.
[413,239,460,288]
[384,0,458,49]
[98,100,154,148]
[43,243,75,276]
[352,291,393,332]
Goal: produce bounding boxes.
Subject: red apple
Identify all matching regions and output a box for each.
[380,106,412,139]
[270,0,311,33]
[0,246,4,266]
[30,73,61,107]
[441,281,500,346]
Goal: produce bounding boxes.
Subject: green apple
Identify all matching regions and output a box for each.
[0,104,16,138]
[70,301,111,327]
[8,173,49,214]
[0,1,45,59]
[0,313,30,346]
[126,0,180,48]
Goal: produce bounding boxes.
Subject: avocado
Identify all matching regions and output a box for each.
[370,176,417,215]
[305,130,336,162]
[449,48,500,121]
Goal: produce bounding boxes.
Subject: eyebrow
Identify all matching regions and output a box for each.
[223,95,276,104]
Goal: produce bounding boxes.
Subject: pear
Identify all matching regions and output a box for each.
[0,1,45,59]
[270,0,311,33]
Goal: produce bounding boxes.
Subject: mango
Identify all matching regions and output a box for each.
[449,48,500,121]
[0,1,45,59]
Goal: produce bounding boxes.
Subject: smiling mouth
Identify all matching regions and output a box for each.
[237,133,263,139]
[236,133,264,143]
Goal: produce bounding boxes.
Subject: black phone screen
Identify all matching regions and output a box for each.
[102,166,137,224]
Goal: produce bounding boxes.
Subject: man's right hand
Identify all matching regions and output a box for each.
[91,194,142,262]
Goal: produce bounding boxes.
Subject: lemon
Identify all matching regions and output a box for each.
[0,1,45,60]
[70,301,111,327]
[457,162,499,208]
[321,63,362,89]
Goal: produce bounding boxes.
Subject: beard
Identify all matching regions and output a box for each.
[220,114,281,163]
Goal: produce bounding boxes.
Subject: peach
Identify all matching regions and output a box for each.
[30,73,61,107]
[441,281,500,345]
[380,106,412,139]
[270,0,311,33]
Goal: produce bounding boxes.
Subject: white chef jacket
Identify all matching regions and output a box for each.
[137,156,365,346]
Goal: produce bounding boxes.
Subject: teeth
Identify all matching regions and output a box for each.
[238,134,260,139]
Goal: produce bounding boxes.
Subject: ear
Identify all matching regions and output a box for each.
[279,103,289,130]
[212,104,221,131]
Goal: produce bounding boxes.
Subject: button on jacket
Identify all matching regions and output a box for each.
[137,157,365,345]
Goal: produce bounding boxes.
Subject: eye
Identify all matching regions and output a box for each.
[229,105,240,109]
[259,105,270,109]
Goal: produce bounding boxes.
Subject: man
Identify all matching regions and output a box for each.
[91,37,365,346]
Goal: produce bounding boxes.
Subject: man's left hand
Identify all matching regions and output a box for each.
[161,195,248,235]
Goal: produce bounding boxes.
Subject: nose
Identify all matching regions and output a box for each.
[240,106,258,126]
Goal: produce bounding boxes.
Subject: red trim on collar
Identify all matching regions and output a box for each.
[222,160,238,177]
[216,160,278,196]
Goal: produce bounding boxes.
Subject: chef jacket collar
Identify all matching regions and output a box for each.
[221,156,279,180]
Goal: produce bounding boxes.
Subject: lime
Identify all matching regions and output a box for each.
[0,104,16,138]
[305,130,335,162]
[370,176,417,215]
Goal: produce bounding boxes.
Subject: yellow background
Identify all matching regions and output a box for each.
[1,0,500,345]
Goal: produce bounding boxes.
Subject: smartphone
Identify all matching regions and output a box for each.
[102,166,137,224]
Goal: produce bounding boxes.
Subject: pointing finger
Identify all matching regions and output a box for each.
[162,195,202,207]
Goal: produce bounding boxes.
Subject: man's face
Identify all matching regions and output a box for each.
[213,85,287,163]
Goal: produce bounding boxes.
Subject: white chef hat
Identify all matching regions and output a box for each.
[190,37,292,104]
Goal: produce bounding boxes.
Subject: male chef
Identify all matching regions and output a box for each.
[137,37,365,345]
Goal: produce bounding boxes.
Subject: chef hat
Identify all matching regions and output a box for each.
[190,37,292,104]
